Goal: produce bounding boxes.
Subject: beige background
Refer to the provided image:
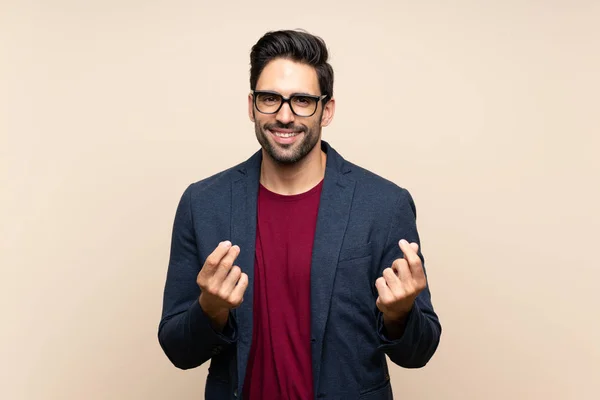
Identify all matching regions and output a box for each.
[2,1,599,399]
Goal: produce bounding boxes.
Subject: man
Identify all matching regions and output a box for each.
[158,29,441,400]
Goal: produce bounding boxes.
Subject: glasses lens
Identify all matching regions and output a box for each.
[255,93,282,114]
[290,95,318,117]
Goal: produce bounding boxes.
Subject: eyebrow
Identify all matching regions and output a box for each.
[256,90,319,97]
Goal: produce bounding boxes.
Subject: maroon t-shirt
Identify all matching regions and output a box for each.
[243,179,324,400]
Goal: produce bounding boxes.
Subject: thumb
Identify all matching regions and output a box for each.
[410,242,419,253]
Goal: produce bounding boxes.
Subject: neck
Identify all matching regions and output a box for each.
[260,141,327,195]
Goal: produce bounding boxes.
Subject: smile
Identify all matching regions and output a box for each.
[267,129,303,144]
[273,131,299,138]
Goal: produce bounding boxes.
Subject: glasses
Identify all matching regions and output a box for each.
[251,90,328,117]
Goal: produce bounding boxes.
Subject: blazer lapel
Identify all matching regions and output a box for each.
[230,141,355,395]
[310,145,356,393]
[231,151,261,396]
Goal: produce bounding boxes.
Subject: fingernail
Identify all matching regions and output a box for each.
[222,241,232,247]
[399,239,408,246]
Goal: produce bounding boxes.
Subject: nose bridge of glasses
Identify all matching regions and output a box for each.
[276,97,295,120]
[281,96,296,111]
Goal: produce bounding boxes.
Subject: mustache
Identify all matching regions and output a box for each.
[264,122,305,133]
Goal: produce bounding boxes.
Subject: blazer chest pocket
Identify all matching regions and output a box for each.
[334,242,374,310]
[337,242,373,265]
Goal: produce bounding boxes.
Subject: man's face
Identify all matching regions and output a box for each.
[248,58,334,165]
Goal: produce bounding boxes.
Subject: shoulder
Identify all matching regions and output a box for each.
[324,141,418,216]
[326,141,411,203]
[177,158,248,209]
[187,164,240,194]
[343,158,416,212]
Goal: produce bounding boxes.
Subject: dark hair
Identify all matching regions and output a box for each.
[250,29,334,102]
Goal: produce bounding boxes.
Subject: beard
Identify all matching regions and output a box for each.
[254,117,321,165]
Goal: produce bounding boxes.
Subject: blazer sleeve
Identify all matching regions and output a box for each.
[375,188,442,368]
[157,184,238,369]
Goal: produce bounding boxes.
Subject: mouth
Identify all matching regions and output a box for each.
[267,128,303,144]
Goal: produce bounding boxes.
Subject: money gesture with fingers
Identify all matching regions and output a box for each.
[376,239,427,321]
[197,241,248,322]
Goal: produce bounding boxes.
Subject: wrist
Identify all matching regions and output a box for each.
[383,310,408,325]
[382,310,410,340]
[383,303,414,325]
[199,294,228,319]
[199,295,229,332]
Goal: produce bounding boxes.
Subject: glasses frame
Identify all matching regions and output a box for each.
[251,90,328,117]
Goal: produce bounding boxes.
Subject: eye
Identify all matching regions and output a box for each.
[292,96,314,107]
[257,94,279,104]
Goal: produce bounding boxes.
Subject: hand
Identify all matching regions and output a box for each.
[197,241,248,320]
[376,239,427,321]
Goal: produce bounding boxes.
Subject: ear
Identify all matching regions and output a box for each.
[320,97,335,127]
[248,93,255,122]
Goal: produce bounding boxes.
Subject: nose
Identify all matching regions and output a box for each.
[275,102,295,124]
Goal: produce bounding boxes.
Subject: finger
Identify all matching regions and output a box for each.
[221,265,242,294]
[399,239,422,275]
[410,242,426,280]
[213,245,241,282]
[375,276,392,300]
[375,277,394,313]
[392,258,412,283]
[382,267,402,293]
[230,272,249,306]
[410,242,419,253]
[202,241,233,274]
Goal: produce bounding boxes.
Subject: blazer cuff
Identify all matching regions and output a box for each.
[377,303,421,346]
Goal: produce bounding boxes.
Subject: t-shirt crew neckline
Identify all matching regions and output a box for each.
[259,179,324,202]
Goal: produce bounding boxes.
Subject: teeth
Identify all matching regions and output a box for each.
[273,131,297,138]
